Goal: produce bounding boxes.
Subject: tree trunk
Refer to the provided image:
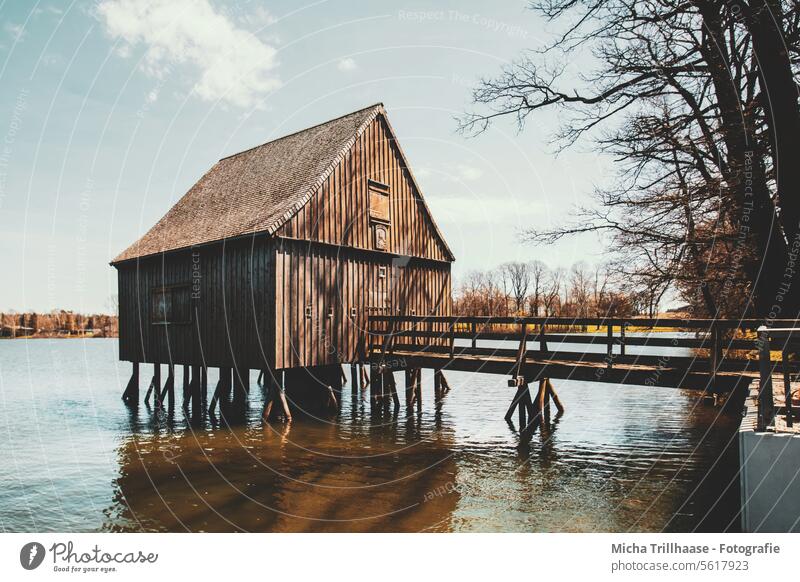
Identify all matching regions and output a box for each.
[745,0,800,316]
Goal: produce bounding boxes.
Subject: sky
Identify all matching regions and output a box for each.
[0,0,611,313]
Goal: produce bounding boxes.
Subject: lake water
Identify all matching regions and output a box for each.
[0,338,743,532]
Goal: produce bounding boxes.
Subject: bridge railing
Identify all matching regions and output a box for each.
[757,326,800,430]
[367,315,800,384]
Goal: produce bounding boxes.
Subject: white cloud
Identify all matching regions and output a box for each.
[337,57,357,72]
[97,0,281,109]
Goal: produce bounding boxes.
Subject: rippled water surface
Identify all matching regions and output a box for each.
[0,338,743,532]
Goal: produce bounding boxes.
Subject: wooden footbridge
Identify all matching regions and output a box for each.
[365,315,800,434]
[121,312,799,440]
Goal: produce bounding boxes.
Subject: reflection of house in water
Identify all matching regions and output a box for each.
[105,421,460,532]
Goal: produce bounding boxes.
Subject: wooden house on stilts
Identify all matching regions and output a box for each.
[111,103,454,416]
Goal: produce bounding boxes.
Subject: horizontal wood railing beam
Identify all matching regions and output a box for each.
[364,316,796,392]
[367,315,800,330]
[365,342,791,374]
[369,329,757,350]
[371,352,750,392]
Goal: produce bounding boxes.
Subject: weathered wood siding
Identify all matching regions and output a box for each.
[117,111,454,371]
[274,238,451,370]
[117,237,274,368]
[276,114,451,262]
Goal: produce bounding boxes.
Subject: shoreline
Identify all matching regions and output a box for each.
[0,334,117,340]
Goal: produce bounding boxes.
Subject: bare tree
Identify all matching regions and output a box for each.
[500,262,531,314]
[542,268,564,317]
[461,0,800,318]
[569,263,593,319]
[526,260,546,316]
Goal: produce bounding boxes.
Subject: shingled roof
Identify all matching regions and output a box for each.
[113,103,397,264]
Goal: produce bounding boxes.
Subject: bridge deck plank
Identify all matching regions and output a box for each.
[371,348,756,393]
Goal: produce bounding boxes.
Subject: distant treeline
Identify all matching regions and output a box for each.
[454,261,652,318]
[0,311,118,338]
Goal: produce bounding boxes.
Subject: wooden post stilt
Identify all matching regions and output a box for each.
[371,364,382,405]
[405,369,413,406]
[711,324,721,393]
[262,377,275,420]
[545,378,565,413]
[415,368,422,411]
[182,364,190,403]
[523,384,537,421]
[144,366,155,405]
[783,348,793,428]
[263,369,291,421]
[184,366,194,411]
[161,364,175,409]
[152,364,163,409]
[261,371,290,422]
[350,364,358,394]
[209,367,229,414]
[520,384,540,438]
[387,371,400,408]
[191,366,202,417]
[757,328,775,431]
[122,362,139,403]
[537,378,547,415]
[257,369,264,386]
[233,367,249,404]
[327,385,339,410]
[505,384,527,422]
[518,385,527,427]
[183,365,197,411]
[381,370,391,409]
[277,371,292,421]
[440,372,450,393]
[449,322,456,359]
[434,369,442,399]
[201,366,208,407]
[340,366,348,386]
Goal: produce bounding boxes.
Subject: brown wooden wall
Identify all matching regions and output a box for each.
[116,113,456,371]
[276,114,452,262]
[274,238,451,370]
[116,237,274,369]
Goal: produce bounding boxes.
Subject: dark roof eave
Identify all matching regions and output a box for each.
[110,229,275,267]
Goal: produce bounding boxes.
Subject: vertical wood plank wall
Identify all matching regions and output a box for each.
[273,238,451,370]
[117,237,275,369]
[116,112,454,371]
[276,114,452,262]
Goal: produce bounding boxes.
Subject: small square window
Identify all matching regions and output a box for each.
[349,307,357,318]
[152,285,191,324]
[305,304,312,318]
[327,306,334,318]
[378,266,387,279]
